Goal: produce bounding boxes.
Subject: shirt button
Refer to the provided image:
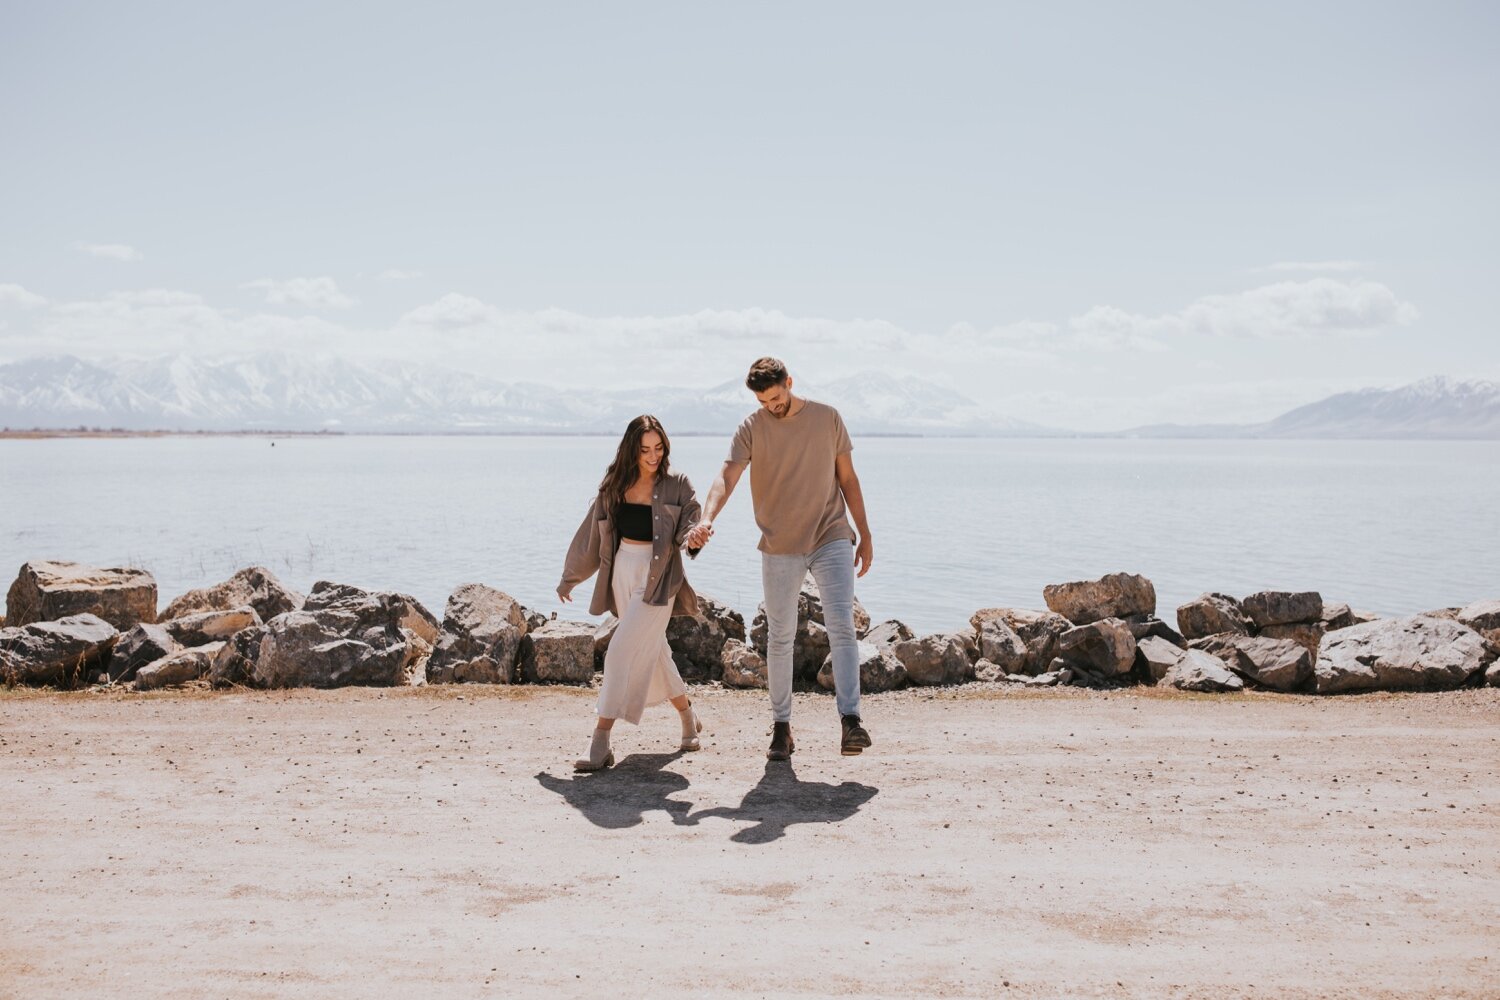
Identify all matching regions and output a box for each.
[653,555,659,560]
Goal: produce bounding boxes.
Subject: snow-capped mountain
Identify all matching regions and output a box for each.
[1124,376,1500,439]
[0,354,1045,435]
[1258,376,1500,439]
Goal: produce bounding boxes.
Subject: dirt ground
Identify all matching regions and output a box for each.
[1,682,1496,1000]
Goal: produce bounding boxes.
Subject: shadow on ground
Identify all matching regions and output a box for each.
[535,756,878,843]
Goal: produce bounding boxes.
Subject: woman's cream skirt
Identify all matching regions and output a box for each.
[596,542,687,725]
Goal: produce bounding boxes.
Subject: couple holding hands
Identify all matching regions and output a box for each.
[557,357,875,770]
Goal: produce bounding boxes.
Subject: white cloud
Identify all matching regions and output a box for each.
[76,243,143,261]
[0,283,48,308]
[398,293,503,329]
[243,277,356,309]
[1260,260,1366,272]
[377,268,423,281]
[1173,279,1417,338]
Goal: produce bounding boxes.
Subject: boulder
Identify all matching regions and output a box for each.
[228,581,437,688]
[0,613,118,687]
[750,577,870,680]
[1258,622,1324,663]
[1022,668,1071,687]
[426,583,528,684]
[109,623,183,682]
[969,608,1071,675]
[1458,599,1500,634]
[1136,635,1185,682]
[1176,593,1250,641]
[892,633,973,687]
[5,560,156,630]
[973,659,1005,683]
[1488,661,1500,688]
[976,618,1029,674]
[665,595,746,683]
[160,566,303,622]
[1042,572,1156,625]
[1320,602,1356,631]
[135,642,223,691]
[593,617,618,671]
[1193,634,1312,692]
[817,640,908,693]
[208,626,265,687]
[520,620,595,684]
[1055,618,1137,676]
[1164,649,1245,693]
[1124,614,1185,647]
[163,607,261,648]
[1314,616,1496,694]
[1242,591,1323,628]
[720,639,768,689]
[864,620,914,647]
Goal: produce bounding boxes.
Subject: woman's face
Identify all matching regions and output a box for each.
[637,430,665,478]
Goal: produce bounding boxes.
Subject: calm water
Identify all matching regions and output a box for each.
[2,435,1496,635]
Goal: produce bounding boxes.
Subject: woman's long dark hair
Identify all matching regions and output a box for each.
[598,414,671,509]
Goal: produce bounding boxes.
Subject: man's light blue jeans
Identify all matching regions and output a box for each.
[762,539,861,722]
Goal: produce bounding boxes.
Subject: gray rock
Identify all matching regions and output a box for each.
[230,581,437,688]
[1320,602,1356,631]
[1458,599,1500,633]
[163,607,261,648]
[1258,622,1324,663]
[520,620,595,684]
[1193,634,1312,692]
[1055,617,1137,676]
[973,658,1004,683]
[5,560,157,630]
[110,623,182,682]
[1176,593,1250,641]
[592,617,618,671]
[864,619,914,647]
[0,613,118,687]
[817,640,908,693]
[1042,572,1156,625]
[1164,649,1245,693]
[1488,661,1500,688]
[160,566,303,622]
[750,576,869,680]
[720,639,768,689]
[1136,635,1185,682]
[977,619,1029,674]
[208,626,265,687]
[1242,590,1324,628]
[135,642,223,690]
[1023,668,1072,687]
[1314,616,1497,694]
[969,608,1071,675]
[1124,614,1185,647]
[666,595,746,683]
[892,633,973,686]
[426,583,528,684]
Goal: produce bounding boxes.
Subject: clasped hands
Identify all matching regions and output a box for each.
[684,520,714,550]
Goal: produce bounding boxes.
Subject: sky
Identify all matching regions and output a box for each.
[1,0,1496,430]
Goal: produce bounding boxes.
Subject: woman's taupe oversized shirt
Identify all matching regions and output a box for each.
[558,470,702,618]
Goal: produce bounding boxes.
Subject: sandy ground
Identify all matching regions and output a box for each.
[1,683,1497,1000]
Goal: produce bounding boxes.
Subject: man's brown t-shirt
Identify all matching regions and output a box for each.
[726,399,855,555]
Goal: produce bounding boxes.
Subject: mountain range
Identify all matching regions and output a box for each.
[0,355,1496,438]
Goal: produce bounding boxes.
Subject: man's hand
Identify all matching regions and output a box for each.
[685,521,714,549]
[854,535,874,578]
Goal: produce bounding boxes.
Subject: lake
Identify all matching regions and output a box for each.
[2,435,1496,635]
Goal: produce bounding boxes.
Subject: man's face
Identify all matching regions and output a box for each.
[753,378,794,418]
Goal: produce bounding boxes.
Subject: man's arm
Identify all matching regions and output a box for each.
[685,460,745,548]
[835,452,874,577]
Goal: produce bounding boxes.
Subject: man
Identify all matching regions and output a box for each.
[686,357,874,759]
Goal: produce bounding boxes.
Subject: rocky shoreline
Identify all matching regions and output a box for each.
[2,561,1497,696]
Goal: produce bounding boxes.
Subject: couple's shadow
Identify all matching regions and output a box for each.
[534,754,878,844]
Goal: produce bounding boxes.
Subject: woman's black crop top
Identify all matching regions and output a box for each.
[617,502,653,542]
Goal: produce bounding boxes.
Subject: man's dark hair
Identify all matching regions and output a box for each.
[745,357,789,392]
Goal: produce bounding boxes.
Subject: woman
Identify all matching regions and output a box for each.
[557,415,706,771]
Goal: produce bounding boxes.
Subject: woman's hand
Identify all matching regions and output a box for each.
[685,521,714,549]
[557,586,573,603]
